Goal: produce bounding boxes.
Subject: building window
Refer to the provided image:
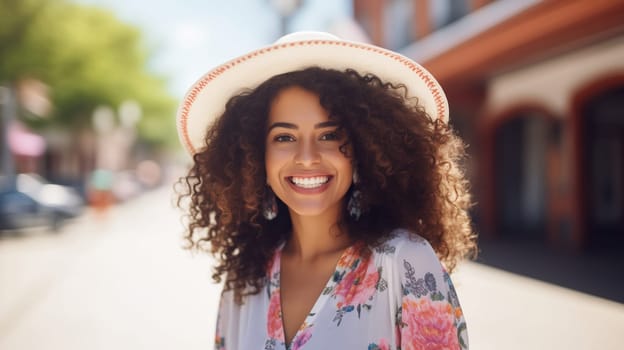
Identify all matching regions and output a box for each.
[430,0,470,30]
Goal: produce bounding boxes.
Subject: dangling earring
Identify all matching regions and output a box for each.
[262,187,278,220]
[347,169,362,220]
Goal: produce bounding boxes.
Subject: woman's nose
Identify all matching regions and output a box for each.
[294,139,321,166]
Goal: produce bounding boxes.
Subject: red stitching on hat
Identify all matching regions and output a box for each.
[179,40,446,154]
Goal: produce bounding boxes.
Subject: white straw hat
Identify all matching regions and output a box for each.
[177,31,448,155]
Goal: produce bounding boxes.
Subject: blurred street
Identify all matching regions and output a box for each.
[1,185,623,350]
[0,185,220,349]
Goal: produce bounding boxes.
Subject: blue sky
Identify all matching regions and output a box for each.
[74,0,352,98]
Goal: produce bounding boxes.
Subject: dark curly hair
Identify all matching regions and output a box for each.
[177,67,476,303]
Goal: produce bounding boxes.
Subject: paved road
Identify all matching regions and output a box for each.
[1,186,622,349]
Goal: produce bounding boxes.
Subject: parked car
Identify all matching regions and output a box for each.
[0,173,85,231]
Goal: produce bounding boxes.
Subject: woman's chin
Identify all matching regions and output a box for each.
[286,203,345,219]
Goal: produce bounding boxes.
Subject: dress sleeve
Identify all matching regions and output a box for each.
[214,291,227,350]
[395,235,469,349]
[214,289,239,350]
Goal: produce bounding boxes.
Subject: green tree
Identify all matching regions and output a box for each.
[0,0,177,148]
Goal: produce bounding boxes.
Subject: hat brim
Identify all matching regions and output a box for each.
[177,37,448,155]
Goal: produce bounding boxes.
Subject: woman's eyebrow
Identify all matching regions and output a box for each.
[315,121,339,129]
[267,121,339,132]
[267,122,297,132]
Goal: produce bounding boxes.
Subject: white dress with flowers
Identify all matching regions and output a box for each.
[214,229,468,350]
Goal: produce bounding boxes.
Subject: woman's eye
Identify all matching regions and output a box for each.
[274,135,295,142]
[320,131,340,141]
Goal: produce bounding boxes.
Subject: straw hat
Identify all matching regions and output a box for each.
[177,31,448,155]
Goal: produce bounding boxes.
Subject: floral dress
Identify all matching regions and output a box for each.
[214,229,468,350]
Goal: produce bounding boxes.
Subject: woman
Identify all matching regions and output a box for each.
[177,32,476,350]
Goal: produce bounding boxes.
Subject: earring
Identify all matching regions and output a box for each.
[347,189,362,220]
[262,187,278,220]
[347,169,362,220]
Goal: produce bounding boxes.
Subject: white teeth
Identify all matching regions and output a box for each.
[290,176,329,188]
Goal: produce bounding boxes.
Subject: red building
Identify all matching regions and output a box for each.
[353,0,624,251]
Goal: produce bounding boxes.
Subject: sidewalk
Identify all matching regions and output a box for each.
[452,261,624,350]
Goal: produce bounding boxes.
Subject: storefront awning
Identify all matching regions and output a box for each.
[7,122,46,157]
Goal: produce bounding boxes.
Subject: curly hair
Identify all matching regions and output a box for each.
[177,67,476,303]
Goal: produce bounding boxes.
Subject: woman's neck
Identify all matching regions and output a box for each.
[284,206,352,262]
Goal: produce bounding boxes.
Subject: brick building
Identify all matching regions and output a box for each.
[352,0,624,251]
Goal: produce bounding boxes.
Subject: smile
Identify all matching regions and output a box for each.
[288,176,331,189]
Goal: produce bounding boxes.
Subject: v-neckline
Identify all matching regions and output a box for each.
[273,242,359,349]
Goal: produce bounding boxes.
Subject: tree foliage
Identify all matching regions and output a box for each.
[0,0,177,147]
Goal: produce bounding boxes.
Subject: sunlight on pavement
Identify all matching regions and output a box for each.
[453,261,624,350]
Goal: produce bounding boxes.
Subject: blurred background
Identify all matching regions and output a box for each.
[1,0,622,349]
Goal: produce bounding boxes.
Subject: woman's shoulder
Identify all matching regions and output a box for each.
[375,228,433,252]
[371,228,441,268]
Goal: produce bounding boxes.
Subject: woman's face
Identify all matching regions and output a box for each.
[265,86,353,219]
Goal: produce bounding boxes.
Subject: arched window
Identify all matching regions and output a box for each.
[492,110,561,238]
[580,85,624,249]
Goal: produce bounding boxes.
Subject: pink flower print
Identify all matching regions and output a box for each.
[401,297,460,350]
[291,327,312,350]
[334,255,380,308]
[267,290,284,341]
[335,244,357,270]
[368,338,390,350]
[335,242,370,271]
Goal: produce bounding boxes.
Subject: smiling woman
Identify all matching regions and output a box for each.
[177,31,476,350]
